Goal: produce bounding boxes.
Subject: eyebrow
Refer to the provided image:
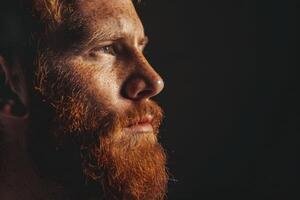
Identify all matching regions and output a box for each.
[86,29,118,46]
[69,18,148,53]
[81,28,148,49]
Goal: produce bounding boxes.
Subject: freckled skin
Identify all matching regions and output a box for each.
[67,0,164,113]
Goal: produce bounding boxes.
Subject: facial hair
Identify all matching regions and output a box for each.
[30,51,168,200]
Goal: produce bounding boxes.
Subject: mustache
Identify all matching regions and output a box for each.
[67,100,164,144]
[120,101,164,130]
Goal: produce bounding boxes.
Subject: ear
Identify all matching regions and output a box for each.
[0,55,28,117]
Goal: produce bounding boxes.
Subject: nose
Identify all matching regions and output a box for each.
[122,55,164,101]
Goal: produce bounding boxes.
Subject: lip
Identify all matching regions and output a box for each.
[124,115,154,134]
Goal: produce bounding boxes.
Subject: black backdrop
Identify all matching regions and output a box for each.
[137,0,299,199]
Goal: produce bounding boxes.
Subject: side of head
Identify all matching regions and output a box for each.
[0,0,31,118]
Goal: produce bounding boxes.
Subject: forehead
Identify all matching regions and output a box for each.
[75,0,144,39]
[77,0,137,18]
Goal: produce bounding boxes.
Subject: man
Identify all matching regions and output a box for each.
[0,0,168,199]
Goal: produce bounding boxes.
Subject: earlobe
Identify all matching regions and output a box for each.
[0,55,28,117]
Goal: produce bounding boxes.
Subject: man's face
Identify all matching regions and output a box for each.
[29,0,168,199]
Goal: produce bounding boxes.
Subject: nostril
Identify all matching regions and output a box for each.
[122,76,147,100]
[122,71,164,100]
[136,89,153,99]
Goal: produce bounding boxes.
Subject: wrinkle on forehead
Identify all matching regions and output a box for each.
[82,17,143,47]
[76,0,141,23]
[74,0,144,45]
[78,0,136,15]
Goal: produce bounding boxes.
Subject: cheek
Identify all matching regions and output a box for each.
[92,69,121,105]
[69,57,130,111]
[86,66,124,107]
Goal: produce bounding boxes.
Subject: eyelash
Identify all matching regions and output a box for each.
[88,42,146,59]
[89,45,116,57]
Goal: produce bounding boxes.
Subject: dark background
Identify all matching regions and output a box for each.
[137,0,299,199]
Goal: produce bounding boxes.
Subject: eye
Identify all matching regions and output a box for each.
[101,45,116,55]
[89,45,116,57]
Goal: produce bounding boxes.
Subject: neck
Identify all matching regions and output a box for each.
[0,115,63,200]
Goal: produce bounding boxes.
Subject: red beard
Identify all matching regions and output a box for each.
[52,99,169,200]
[34,88,168,199]
[33,53,168,199]
[78,101,168,200]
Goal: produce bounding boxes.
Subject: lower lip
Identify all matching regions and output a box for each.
[123,123,153,134]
